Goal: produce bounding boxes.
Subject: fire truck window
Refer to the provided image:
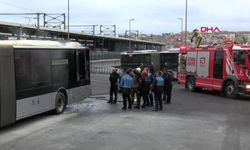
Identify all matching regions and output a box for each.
[213,51,224,79]
[234,52,245,65]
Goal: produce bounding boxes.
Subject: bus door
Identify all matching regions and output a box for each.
[76,49,91,100]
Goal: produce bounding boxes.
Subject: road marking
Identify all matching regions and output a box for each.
[91,80,110,83]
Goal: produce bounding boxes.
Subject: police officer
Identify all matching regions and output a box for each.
[150,71,164,111]
[107,68,120,104]
[135,70,149,109]
[119,69,133,110]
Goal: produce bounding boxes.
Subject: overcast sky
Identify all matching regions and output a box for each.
[0,0,249,35]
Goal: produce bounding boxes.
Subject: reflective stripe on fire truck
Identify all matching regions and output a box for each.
[232,45,250,50]
[225,48,239,79]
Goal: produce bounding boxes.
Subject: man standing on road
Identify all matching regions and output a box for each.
[146,68,154,107]
[107,68,120,104]
[150,71,164,111]
[135,70,149,109]
[131,68,141,105]
[119,70,133,110]
[162,68,173,104]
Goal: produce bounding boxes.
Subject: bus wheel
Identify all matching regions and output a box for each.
[224,81,237,99]
[187,77,195,92]
[53,92,66,114]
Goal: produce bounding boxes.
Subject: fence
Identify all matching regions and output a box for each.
[90,51,121,60]
[91,66,122,74]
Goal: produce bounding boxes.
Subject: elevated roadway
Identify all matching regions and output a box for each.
[0,21,165,51]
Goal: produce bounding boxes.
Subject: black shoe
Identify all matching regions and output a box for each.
[107,100,112,103]
[141,105,146,108]
[134,106,140,109]
[128,107,132,109]
[164,102,168,104]
[121,107,126,110]
[159,108,163,110]
[112,98,117,104]
[153,109,159,111]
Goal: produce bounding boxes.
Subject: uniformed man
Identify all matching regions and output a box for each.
[150,71,164,111]
[107,68,120,104]
[191,29,203,48]
[135,70,150,109]
[131,68,141,105]
[119,69,133,110]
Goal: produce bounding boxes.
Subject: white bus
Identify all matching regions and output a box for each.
[0,40,91,127]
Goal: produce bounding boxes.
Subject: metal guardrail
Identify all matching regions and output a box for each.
[90,51,121,60]
[91,66,122,74]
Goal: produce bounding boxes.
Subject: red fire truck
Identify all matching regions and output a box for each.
[178,40,250,99]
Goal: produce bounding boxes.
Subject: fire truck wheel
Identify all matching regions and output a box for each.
[187,77,196,92]
[224,81,237,99]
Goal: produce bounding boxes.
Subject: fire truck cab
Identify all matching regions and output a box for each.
[178,43,250,99]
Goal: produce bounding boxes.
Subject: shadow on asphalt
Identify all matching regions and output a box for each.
[182,88,250,101]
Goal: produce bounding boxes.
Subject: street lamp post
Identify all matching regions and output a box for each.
[185,0,188,46]
[129,19,135,50]
[178,18,183,44]
[67,0,70,42]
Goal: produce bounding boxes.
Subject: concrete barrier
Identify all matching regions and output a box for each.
[91,59,120,67]
[91,66,122,75]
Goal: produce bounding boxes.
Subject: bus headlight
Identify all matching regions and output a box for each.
[246,85,250,89]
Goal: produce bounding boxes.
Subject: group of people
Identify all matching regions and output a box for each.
[108,62,173,111]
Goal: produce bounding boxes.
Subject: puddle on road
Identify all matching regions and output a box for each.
[67,102,96,113]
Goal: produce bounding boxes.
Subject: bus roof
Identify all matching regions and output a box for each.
[121,49,179,55]
[0,40,86,48]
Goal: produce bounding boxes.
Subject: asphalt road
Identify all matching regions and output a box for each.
[1,74,250,150]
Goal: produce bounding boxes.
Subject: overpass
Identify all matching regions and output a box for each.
[0,21,165,51]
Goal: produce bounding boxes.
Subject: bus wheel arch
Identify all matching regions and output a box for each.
[53,89,68,115]
[58,88,68,105]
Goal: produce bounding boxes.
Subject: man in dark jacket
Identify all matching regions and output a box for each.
[150,62,155,75]
[162,68,173,104]
[150,71,164,111]
[108,68,120,104]
[139,63,144,71]
[134,70,149,109]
